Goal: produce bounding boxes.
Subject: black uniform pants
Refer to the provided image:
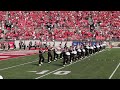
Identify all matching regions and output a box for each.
[39,55,44,64]
[48,53,52,62]
[63,55,70,65]
[53,51,58,60]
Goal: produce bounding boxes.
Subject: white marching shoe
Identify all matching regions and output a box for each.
[39,64,41,66]
[63,65,65,67]
[48,61,51,63]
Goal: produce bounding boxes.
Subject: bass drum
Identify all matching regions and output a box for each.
[66,52,70,56]
[97,45,100,48]
[56,51,62,55]
[89,46,93,50]
[77,49,81,52]
[93,46,96,49]
[72,51,77,54]
[82,49,85,52]
[86,46,90,49]
[91,47,94,50]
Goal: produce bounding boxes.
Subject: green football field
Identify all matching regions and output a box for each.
[0,48,120,79]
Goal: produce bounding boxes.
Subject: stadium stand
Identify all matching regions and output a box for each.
[0,11,120,41]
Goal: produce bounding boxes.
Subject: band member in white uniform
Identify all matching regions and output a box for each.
[38,48,45,66]
[81,45,86,58]
[96,44,100,52]
[93,44,96,53]
[54,46,62,60]
[47,45,53,63]
[76,44,82,59]
[89,45,94,54]
[85,45,90,56]
[63,47,71,66]
[71,46,77,61]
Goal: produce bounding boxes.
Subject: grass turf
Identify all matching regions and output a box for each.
[0,48,120,79]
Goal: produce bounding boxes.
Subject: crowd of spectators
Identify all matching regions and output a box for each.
[0,11,120,41]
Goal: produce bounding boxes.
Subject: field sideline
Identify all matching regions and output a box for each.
[0,48,120,79]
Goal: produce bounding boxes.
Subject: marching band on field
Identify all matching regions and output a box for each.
[38,42,106,66]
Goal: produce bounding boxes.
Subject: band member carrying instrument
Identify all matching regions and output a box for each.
[89,45,94,54]
[81,45,85,58]
[52,44,57,61]
[69,46,73,63]
[63,47,70,66]
[71,46,77,61]
[85,45,89,56]
[96,44,100,52]
[76,44,82,60]
[47,45,53,63]
[53,44,63,61]
[38,48,45,66]
[59,44,63,59]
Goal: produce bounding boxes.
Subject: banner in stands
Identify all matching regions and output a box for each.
[72,41,99,46]
[72,41,79,46]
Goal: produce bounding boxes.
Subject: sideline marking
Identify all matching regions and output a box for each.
[109,62,120,79]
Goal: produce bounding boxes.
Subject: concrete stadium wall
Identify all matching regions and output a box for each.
[111,42,120,47]
[14,40,118,49]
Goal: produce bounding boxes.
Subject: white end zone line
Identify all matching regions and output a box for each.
[109,62,120,79]
[35,49,106,79]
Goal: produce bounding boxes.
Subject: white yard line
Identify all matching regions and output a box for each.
[109,62,120,79]
[0,59,38,71]
[35,49,106,79]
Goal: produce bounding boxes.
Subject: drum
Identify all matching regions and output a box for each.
[82,49,85,52]
[93,46,96,49]
[66,52,70,56]
[72,51,77,54]
[97,45,100,48]
[86,46,90,49]
[55,47,62,54]
[56,51,62,54]
[78,49,81,52]
[91,47,94,50]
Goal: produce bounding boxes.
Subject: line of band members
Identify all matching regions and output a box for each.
[38,43,106,66]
